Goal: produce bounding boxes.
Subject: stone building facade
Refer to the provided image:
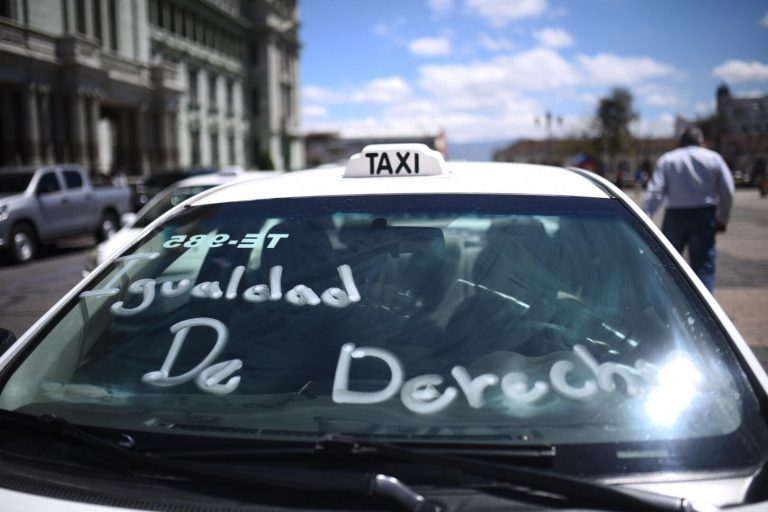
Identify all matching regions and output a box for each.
[0,0,303,175]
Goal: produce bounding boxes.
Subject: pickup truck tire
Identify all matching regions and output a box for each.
[96,211,119,242]
[9,223,38,264]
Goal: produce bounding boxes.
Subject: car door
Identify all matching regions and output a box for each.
[34,170,69,238]
[61,168,95,232]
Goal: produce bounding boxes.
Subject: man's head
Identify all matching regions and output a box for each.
[679,126,704,147]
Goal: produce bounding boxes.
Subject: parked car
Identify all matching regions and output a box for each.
[0,165,131,263]
[0,144,766,511]
[129,167,235,211]
[83,170,277,275]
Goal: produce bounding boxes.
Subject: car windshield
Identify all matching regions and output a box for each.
[1,194,765,476]
[0,173,33,194]
[133,185,217,229]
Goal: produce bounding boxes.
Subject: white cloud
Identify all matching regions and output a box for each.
[635,84,679,108]
[303,105,328,119]
[465,0,547,26]
[577,53,677,85]
[644,94,679,108]
[302,85,344,103]
[695,101,714,116]
[733,89,768,98]
[632,113,675,138]
[303,49,685,143]
[372,17,406,37]
[428,0,454,16]
[303,78,412,106]
[478,33,516,52]
[713,59,768,84]
[761,12,768,27]
[533,27,574,48]
[408,36,452,57]
[350,77,412,104]
[419,47,577,102]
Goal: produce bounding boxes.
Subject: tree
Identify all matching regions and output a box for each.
[593,88,638,175]
[257,151,275,171]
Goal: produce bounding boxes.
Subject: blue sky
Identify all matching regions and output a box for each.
[299,0,768,145]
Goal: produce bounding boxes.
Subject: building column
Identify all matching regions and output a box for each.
[70,92,89,166]
[21,86,41,165]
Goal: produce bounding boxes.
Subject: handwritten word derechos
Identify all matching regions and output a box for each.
[333,343,660,414]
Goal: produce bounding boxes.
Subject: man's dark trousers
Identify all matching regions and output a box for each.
[662,206,717,291]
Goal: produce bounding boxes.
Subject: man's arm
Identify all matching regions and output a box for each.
[715,154,735,227]
[642,158,667,218]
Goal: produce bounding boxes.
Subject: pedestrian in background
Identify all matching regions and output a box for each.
[642,126,735,291]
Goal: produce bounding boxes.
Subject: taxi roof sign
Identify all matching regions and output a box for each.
[344,143,445,178]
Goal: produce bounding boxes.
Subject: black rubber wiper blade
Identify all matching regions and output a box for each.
[30,415,439,512]
[319,434,704,512]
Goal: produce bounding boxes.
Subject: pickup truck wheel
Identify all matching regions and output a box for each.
[9,224,37,264]
[96,211,119,242]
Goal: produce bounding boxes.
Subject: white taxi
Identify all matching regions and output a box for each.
[0,144,766,512]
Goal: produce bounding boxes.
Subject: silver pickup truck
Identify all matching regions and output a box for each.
[0,165,131,263]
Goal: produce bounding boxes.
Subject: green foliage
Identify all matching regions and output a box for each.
[257,151,275,171]
[594,88,638,159]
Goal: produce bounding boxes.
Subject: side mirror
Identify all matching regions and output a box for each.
[121,212,137,227]
[0,328,17,356]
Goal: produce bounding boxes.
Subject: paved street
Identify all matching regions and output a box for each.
[0,190,766,368]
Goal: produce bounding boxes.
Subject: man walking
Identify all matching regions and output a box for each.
[642,127,734,291]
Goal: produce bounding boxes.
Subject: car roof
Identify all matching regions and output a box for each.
[171,170,277,189]
[192,161,609,207]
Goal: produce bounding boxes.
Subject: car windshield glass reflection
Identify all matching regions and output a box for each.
[0,194,763,476]
[133,185,216,229]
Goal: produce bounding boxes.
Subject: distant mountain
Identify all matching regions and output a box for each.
[445,140,512,162]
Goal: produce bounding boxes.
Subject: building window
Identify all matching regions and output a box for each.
[226,80,234,116]
[281,84,292,118]
[210,132,219,165]
[250,88,259,117]
[108,0,118,50]
[0,0,16,20]
[208,74,217,112]
[188,68,198,107]
[149,0,158,26]
[75,0,87,35]
[186,13,194,41]
[168,3,176,33]
[195,18,204,44]
[93,0,102,42]
[250,42,259,65]
[190,128,200,164]
[228,133,235,164]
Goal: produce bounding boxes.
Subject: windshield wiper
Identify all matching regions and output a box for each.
[0,413,713,511]
[316,435,712,512]
[0,413,439,512]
